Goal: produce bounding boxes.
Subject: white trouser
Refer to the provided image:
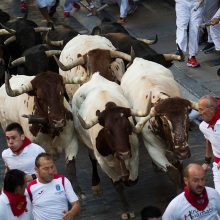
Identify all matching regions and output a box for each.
[203,0,220,42]
[64,0,79,12]
[212,162,220,194]
[175,0,204,57]
[210,8,220,51]
[36,0,56,9]
[117,0,129,17]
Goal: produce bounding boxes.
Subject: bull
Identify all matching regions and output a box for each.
[72,72,149,219]
[0,70,89,198]
[8,44,61,76]
[98,32,184,67]
[54,34,131,98]
[0,18,51,82]
[121,58,197,192]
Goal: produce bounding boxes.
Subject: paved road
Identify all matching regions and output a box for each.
[0,0,218,219]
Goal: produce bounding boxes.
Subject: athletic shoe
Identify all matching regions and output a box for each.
[64,12,70,17]
[73,3,81,9]
[20,1,27,13]
[187,56,200,68]
[202,42,215,53]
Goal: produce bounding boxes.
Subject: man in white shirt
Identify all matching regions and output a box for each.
[163,163,220,219]
[0,169,33,220]
[2,122,45,182]
[27,152,80,220]
[198,95,220,193]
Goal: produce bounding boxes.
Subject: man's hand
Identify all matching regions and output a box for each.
[210,17,220,26]
[202,163,211,171]
[25,174,33,182]
[63,210,73,220]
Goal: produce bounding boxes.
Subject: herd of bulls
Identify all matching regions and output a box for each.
[0,8,199,219]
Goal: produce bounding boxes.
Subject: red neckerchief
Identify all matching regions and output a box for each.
[184,186,209,211]
[4,190,27,217]
[14,137,31,154]
[208,98,220,128]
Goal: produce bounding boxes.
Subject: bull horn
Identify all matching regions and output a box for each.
[34,27,52,32]
[110,50,131,62]
[5,72,33,97]
[53,55,85,71]
[77,112,99,129]
[130,91,152,117]
[45,50,61,57]
[62,71,88,84]
[22,114,47,124]
[0,23,16,34]
[0,29,13,35]
[132,107,156,133]
[137,34,158,45]
[190,101,198,110]
[45,31,63,47]
[10,57,26,67]
[4,36,16,45]
[163,54,183,61]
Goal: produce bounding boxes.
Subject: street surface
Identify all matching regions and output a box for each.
[0,0,219,219]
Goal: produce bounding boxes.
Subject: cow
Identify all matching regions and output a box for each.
[54,34,131,98]
[97,32,184,67]
[71,72,149,219]
[0,70,89,198]
[120,58,197,192]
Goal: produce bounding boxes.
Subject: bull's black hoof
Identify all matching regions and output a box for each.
[217,68,220,76]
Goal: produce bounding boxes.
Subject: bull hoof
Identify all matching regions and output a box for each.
[92,183,102,196]
[121,211,135,219]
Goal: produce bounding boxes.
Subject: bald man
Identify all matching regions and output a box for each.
[198,95,220,193]
[163,163,220,219]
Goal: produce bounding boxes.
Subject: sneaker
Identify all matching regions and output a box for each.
[20,1,27,13]
[202,42,215,53]
[64,12,70,17]
[187,56,200,68]
[73,3,81,9]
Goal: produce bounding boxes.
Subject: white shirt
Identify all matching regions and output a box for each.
[163,187,220,220]
[199,119,220,158]
[2,143,45,175]
[0,192,33,220]
[27,175,78,220]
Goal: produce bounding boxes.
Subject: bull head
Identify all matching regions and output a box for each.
[153,97,196,160]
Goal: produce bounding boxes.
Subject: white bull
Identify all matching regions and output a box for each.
[0,71,87,197]
[121,58,197,192]
[58,35,128,98]
[71,72,149,219]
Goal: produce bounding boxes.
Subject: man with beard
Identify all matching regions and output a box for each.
[26,152,80,220]
[163,163,220,219]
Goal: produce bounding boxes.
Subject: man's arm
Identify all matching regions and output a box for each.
[63,201,80,220]
[202,139,213,171]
